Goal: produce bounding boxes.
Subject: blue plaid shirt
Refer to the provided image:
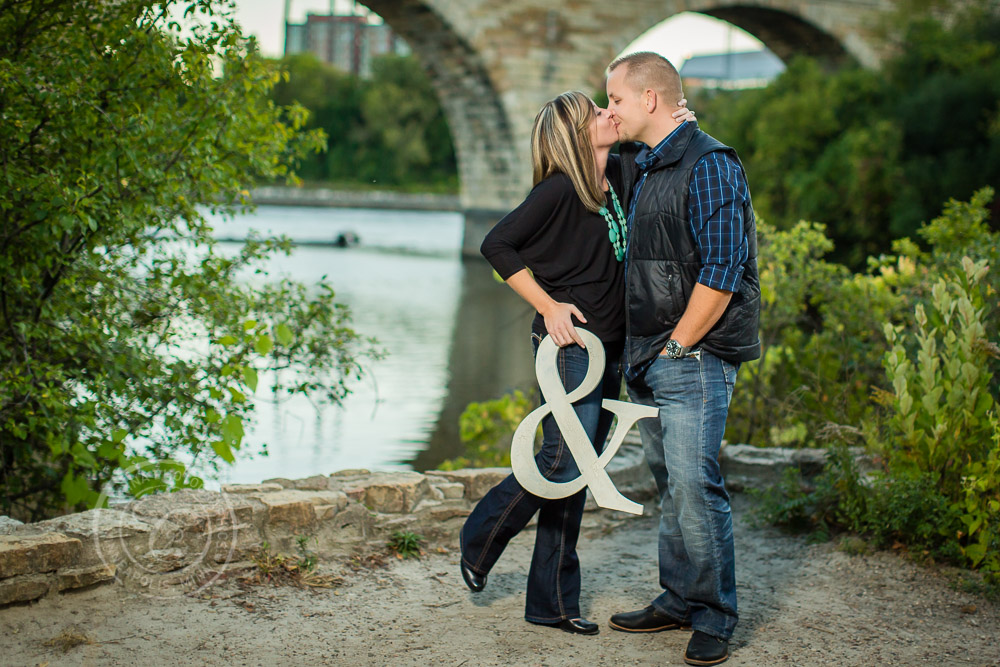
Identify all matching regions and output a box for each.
[627,122,750,293]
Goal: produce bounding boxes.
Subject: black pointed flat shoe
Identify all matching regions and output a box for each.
[557,618,600,635]
[460,562,486,592]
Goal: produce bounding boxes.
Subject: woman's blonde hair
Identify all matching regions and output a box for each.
[530,91,604,213]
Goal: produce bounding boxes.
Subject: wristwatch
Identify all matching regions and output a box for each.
[662,339,691,359]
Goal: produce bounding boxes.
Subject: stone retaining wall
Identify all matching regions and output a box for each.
[0,443,848,608]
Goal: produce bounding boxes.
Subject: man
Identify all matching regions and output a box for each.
[604,52,761,666]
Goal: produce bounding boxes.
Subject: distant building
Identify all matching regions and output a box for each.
[284,13,409,78]
[679,50,785,90]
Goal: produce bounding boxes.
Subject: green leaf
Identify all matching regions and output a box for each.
[243,319,258,331]
[220,414,244,446]
[112,428,128,443]
[211,440,235,464]
[965,542,987,566]
[275,323,294,346]
[71,443,98,469]
[61,472,90,506]
[242,367,258,392]
[254,334,273,355]
[219,335,238,347]
[97,441,121,459]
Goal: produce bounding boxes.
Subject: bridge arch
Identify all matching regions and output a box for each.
[338,0,889,250]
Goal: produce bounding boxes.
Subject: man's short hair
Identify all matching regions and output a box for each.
[607,51,684,105]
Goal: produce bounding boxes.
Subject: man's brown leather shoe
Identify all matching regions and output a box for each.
[684,630,729,665]
[608,605,690,632]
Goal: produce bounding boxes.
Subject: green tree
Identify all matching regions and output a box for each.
[269,52,457,190]
[0,0,375,521]
[270,53,365,183]
[697,0,1000,268]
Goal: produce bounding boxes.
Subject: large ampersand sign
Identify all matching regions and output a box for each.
[511,328,659,515]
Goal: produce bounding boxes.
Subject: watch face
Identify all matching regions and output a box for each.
[665,340,681,358]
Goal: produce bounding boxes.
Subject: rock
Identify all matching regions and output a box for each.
[329,469,370,478]
[32,509,153,541]
[22,508,156,570]
[431,468,510,501]
[0,516,24,536]
[424,507,472,522]
[431,482,465,500]
[261,478,296,489]
[314,504,343,521]
[0,533,81,579]
[253,490,350,530]
[293,476,332,491]
[790,448,831,476]
[221,483,284,494]
[128,489,255,532]
[719,444,872,489]
[606,439,656,499]
[0,574,50,605]
[720,444,798,489]
[424,475,451,486]
[137,548,189,573]
[342,472,430,513]
[56,564,117,591]
[124,491,258,572]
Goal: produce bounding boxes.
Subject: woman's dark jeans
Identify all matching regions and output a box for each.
[459,332,622,624]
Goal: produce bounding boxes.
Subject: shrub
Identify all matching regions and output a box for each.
[751,189,1000,583]
[439,390,534,470]
[0,1,374,521]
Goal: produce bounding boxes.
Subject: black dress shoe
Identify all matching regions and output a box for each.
[460,562,486,592]
[684,630,729,665]
[608,605,689,632]
[557,618,599,635]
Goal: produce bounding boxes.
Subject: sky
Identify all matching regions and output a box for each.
[231,0,764,69]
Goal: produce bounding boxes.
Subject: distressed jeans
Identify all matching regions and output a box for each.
[459,332,622,624]
[626,349,740,640]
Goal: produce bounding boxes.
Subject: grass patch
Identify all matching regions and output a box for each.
[387,530,424,559]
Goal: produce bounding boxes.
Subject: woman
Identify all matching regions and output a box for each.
[458,91,693,634]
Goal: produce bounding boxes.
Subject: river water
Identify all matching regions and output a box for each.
[206,205,535,485]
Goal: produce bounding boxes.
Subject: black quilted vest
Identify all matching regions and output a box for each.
[620,124,761,373]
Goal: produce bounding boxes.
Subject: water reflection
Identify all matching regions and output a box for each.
[410,260,535,470]
[205,205,534,484]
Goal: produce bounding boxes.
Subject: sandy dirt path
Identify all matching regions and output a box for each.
[2,494,998,666]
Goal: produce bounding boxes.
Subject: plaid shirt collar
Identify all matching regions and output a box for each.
[634,120,694,172]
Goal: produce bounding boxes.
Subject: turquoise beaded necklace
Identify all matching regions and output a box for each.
[599,183,628,262]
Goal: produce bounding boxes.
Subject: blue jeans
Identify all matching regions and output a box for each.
[459,333,622,623]
[626,349,739,640]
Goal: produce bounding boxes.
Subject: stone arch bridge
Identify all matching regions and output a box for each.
[357,0,892,252]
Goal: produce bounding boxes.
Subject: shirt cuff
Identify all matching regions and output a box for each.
[697,264,744,293]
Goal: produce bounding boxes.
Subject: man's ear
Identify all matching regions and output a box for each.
[644,89,657,113]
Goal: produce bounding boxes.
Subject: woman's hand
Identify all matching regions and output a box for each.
[542,302,587,348]
[672,98,696,124]
[502,269,587,347]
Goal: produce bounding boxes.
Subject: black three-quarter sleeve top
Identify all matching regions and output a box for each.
[480,155,626,345]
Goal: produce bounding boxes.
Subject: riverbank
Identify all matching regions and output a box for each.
[250,185,460,212]
[2,491,997,666]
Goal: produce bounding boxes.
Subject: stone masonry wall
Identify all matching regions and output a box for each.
[0,444,848,608]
